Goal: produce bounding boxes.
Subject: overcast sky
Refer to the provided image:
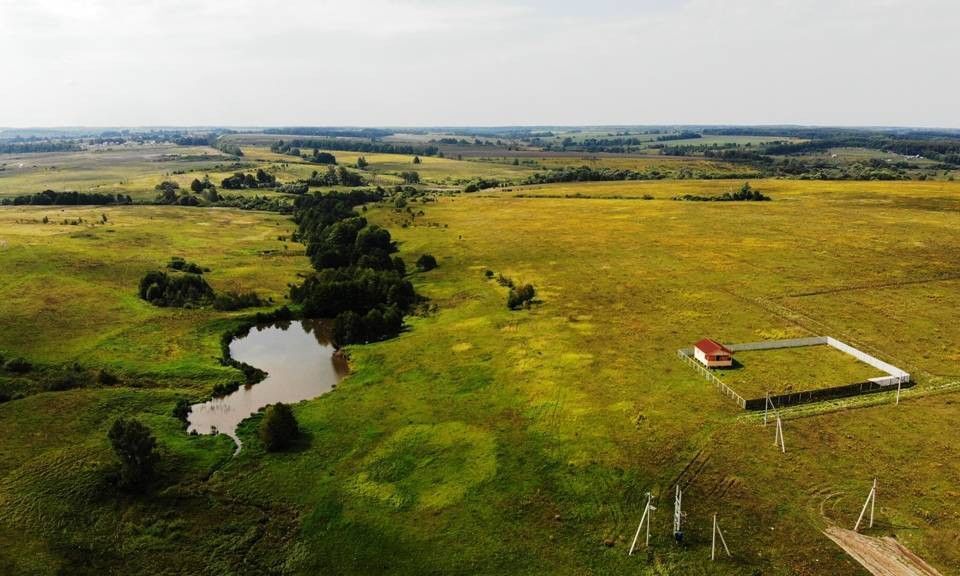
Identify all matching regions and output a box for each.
[1,0,957,128]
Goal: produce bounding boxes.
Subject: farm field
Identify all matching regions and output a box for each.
[0,169,959,575]
[0,144,244,199]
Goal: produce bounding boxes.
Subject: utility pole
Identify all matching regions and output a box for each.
[628,493,656,555]
[673,485,684,543]
[774,413,785,453]
[711,513,731,560]
[854,478,878,532]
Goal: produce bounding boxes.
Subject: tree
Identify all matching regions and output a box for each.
[356,156,369,169]
[190,178,203,193]
[416,253,437,271]
[412,156,422,164]
[400,171,420,184]
[259,403,299,451]
[108,418,159,489]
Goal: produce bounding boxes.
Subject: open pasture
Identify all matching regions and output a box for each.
[0,144,239,199]
[0,205,306,386]
[1,175,959,575]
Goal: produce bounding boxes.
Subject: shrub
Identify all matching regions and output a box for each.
[416,254,438,272]
[507,284,536,310]
[259,403,299,451]
[108,418,159,490]
[3,357,32,373]
[173,398,192,423]
[139,270,214,307]
[213,291,267,311]
[167,256,205,274]
[96,368,119,385]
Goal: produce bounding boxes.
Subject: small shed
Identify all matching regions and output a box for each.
[694,338,733,368]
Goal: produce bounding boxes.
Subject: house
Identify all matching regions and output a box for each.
[694,338,733,368]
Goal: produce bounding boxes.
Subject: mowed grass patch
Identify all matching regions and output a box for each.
[717,345,886,398]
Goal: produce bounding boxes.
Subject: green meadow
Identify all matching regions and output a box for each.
[0,146,959,575]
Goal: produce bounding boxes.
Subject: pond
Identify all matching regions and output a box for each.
[187,319,347,451]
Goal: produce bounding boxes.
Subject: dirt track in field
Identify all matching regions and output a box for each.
[824,527,943,576]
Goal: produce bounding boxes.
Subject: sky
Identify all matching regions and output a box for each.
[1,0,958,128]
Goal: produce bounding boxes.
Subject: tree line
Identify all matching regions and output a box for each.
[271,139,438,157]
[0,190,133,206]
[287,190,426,346]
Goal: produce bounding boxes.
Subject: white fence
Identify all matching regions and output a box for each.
[676,349,746,408]
[677,335,911,409]
[823,337,910,387]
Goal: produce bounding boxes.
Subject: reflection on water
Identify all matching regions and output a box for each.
[187,319,347,451]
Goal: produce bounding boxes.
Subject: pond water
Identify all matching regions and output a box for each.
[187,319,347,451]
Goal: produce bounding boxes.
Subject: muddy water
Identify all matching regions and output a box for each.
[187,319,347,450]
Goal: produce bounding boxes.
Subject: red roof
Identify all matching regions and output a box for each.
[695,338,731,355]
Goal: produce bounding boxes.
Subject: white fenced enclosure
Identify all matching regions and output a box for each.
[677,336,911,410]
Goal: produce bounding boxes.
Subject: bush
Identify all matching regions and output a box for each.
[259,403,299,451]
[416,254,438,272]
[173,398,192,423]
[47,365,88,391]
[108,418,159,490]
[507,284,536,310]
[167,256,205,274]
[213,291,267,311]
[139,270,215,307]
[96,369,119,385]
[3,357,32,373]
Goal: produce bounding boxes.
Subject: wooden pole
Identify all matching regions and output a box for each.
[869,478,877,528]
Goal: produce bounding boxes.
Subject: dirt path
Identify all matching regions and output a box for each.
[824,527,943,576]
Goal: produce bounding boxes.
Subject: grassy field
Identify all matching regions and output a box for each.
[0,144,246,199]
[0,205,306,388]
[1,171,959,574]
[717,345,886,398]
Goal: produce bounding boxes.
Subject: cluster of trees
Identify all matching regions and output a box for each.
[277,182,309,194]
[304,166,365,187]
[263,128,394,139]
[221,169,277,190]
[463,178,502,192]
[271,139,438,157]
[655,132,702,142]
[288,190,419,346]
[0,140,82,153]
[138,270,214,307]
[216,194,296,212]
[214,140,244,157]
[399,171,420,184]
[674,182,771,202]
[524,166,662,184]
[190,176,217,194]
[307,150,337,165]
[0,190,133,206]
[156,180,219,205]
